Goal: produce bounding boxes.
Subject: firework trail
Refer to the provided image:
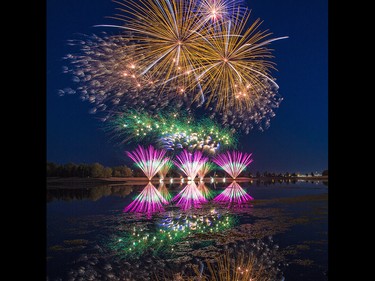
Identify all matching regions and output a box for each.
[62,0,287,133]
[213,150,253,179]
[126,145,169,180]
[174,149,208,180]
[197,162,214,180]
[158,160,173,180]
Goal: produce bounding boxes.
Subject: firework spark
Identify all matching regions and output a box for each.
[172,181,207,210]
[213,150,253,179]
[197,0,246,25]
[197,162,214,180]
[158,160,173,180]
[214,181,253,204]
[192,9,287,113]
[174,149,208,180]
[63,0,286,133]
[126,145,169,180]
[102,0,207,94]
[124,182,168,216]
[107,110,236,154]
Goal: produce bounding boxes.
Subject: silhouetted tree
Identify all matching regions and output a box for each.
[322,170,328,176]
[90,163,105,178]
[256,171,261,178]
[104,167,112,178]
[311,172,314,177]
[123,166,133,177]
[47,162,58,177]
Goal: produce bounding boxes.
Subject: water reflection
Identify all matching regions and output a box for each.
[109,208,235,259]
[158,181,172,202]
[197,181,214,200]
[46,185,133,202]
[172,181,207,210]
[214,181,253,207]
[124,182,168,217]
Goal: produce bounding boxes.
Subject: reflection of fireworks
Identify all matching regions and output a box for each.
[108,110,236,154]
[63,0,287,133]
[174,150,208,180]
[173,181,207,210]
[124,182,167,216]
[126,145,169,180]
[197,162,214,180]
[158,181,172,202]
[213,150,253,179]
[188,248,279,281]
[214,181,253,205]
[111,210,235,258]
[197,181,214,200]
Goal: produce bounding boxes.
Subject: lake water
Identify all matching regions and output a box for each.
[47,180,328,281]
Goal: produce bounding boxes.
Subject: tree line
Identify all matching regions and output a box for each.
[47,162,328,179]
[47,162,133,178]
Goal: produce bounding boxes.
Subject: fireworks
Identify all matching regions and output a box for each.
[172,181,207,210]
[213,150,253,179]
[126,145,169,180]
[197,162,214,180]
[108,110,236,154]
[62,33,191,118]
[158,181,172,202]
[124,182,168,216]
[198,0,246,24]
[62,0,287,133]
[102,0,206,94]
[158,160,173,180]
[192,9,287,113]
[197,181,214,199]
[110,211,235,258]
[214,181,253,205]
[174,150,208,180]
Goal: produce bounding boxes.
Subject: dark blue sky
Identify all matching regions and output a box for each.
[47,0,328,174]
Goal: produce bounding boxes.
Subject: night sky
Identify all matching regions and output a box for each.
[47,0,328,174]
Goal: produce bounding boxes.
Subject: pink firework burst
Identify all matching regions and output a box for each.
[126,145,169,180]
[124,182,168,216]
[174,150,208,180]
[213,150,253,179]
[214,181,253,204]
[173,181,207,210]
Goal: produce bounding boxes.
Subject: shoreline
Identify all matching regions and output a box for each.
[47,176,328,188]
